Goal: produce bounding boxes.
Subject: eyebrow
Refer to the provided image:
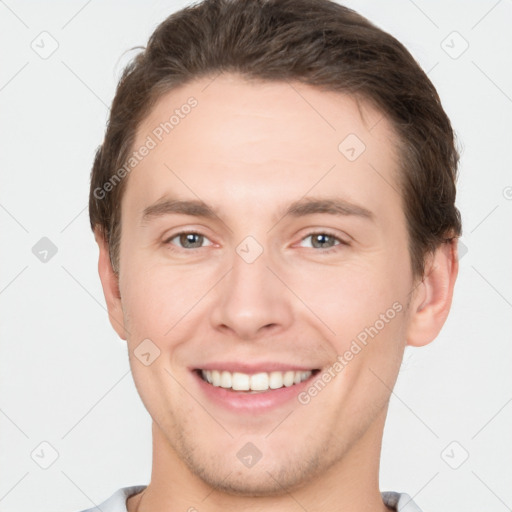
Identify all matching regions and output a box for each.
[283,197,374,220]
[140,196,374,225]
[142,198,217,224]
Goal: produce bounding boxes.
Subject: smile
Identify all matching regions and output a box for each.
[198,369,318,392]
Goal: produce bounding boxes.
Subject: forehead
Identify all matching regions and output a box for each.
[126,74,402,220]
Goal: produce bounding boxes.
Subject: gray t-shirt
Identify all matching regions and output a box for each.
[77,486,424,511]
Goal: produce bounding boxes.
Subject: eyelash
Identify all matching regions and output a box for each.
[163,230,349,253]
[163,231,211,250]
[299,230,350,253]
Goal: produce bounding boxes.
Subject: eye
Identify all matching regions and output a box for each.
[165,232,213,249]
[299,232,347,250]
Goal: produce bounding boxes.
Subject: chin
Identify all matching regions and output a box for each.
[191,465,309,497]
[179,441,330,497]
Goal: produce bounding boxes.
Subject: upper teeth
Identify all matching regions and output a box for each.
[201,370,313,391]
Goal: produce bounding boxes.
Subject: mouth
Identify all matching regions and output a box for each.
[195,368,320,393]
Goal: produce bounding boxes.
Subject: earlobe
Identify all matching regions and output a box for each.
[406,239,459,347]
[94,229,127,340]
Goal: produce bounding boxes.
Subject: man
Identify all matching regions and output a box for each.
[84,0,461,510]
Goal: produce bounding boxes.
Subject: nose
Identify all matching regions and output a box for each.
[209,244,294,341]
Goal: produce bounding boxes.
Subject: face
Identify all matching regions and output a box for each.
[104,74,428,494]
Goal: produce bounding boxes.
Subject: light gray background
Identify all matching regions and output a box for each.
[0,1,511,511]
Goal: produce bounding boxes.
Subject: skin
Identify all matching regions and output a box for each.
[95,74,458,512]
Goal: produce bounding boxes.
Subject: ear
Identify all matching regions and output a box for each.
[94,228,127,340]
[406,239,459,347]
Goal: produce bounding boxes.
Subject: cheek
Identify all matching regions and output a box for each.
[119,258,216,349]
[121,254,178,314]
[119,267,200,411]
[289,258,407,339]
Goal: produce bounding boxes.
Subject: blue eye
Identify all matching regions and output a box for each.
[163,231,347,253]
[165,232,213,249]
[300,232,346,250]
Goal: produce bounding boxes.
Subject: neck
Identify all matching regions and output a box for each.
[129,407,392,512]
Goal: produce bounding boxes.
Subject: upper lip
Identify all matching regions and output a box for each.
[193,362,320,374]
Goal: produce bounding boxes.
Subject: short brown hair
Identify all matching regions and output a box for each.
[89,0,461,277]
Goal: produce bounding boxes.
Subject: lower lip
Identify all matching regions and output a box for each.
[192,370,317,412]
